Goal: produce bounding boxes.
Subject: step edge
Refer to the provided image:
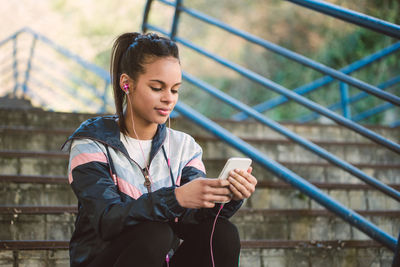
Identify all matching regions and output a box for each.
[0,240,384,250]
[1,206,399,217]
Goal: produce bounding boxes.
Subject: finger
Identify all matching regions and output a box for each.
[202,178,230,187]
[230,170,256,193]
[247,166,253,174]
[202,201,216,208]
[236,169,257,186]
[204,186,231,196]
[204,194,231,204]
[229,183,244,200]
[228,176,251,198]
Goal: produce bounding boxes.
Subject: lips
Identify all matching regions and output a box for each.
[155,108,170,116]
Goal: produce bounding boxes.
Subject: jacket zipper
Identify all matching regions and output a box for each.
[143,168,152,193]
[68,135,167,194]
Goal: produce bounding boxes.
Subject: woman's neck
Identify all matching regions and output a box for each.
[124,112,157,140]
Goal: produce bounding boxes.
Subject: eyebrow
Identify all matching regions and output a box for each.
[150,79,182,87]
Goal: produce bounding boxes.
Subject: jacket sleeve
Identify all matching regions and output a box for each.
[178,140,243,223]
[68,139,186,241]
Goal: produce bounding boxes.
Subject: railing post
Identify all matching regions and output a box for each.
[340,82,351,119]
[22,34,37,94]
[142,0,155,33]
[12,35,19,96]
[170,0,183,40]
[101,79,110,113]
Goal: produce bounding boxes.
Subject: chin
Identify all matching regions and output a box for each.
[153,117,169,125]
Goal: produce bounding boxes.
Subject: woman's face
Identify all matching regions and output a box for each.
[128,56,182,127]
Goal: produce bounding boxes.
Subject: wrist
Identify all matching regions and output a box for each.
[174,187,184,207]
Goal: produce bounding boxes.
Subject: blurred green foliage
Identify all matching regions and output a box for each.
[52,0,399,125]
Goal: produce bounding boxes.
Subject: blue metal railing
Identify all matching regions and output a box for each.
[182,71,400,202]
[150,0,400,125]
[0,28,112,113]
[233,42,400,121]
[142,0,400,251]
[0,0,398,252]
[154,0,399,106]
[175,101,397,251]
[146,23,400,154]
[286,0,400,39]
[299,75,400,123]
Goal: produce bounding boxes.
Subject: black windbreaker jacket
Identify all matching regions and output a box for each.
[62,115,243,266]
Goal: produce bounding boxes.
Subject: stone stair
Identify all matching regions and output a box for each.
[0,107,399,266]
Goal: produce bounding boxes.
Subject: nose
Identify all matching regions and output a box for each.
[161,90,176,103]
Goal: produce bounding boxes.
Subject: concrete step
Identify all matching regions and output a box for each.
[1,151,399,184]
[205,156,400,185]
[0,127,72,151]
[239,243,393,267]
[1,206,399,241]
[0,108,94,131]
[172,118,400,144]
[0,240,392,267]
[0,175,76,206]
[1,125,399,165]
[196,136,400,165]
[232,209,400,241]
[0,207,75,241]
[1,108,398,143]
[1,174,400,211]
[0,151,68,176]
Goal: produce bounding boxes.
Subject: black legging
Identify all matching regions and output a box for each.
[87,218,240,267]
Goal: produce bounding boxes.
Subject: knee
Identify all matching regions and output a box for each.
[212,219,241,251]
[141,222,175,248]
[123,221,175,254]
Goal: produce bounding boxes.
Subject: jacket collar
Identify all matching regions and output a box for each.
[62,115,167,163]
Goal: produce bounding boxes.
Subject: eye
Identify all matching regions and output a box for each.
[171,89,179,94]
[150,87,162,91]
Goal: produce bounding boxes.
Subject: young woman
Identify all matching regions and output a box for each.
[62,32,257,267]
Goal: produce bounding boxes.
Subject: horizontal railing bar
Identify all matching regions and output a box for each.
[299,75,400,122]
[31,64,102,100]
[157,0,175,6]
[21,85,53,111]
[390,121,400,128]
[286,0,400,39]
[145,23,400,153]
[183,71,400,202]
[174,4,400,106]
[234,42,400,120]
[174,101,397,251]
[29,73,101,109]
[353,103,394,122]
[21,28,110,82]
[0,30,23,48]
[34,54,104,97]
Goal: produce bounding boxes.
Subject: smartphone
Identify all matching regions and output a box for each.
[218,157,252,180]
[215,157,252,203]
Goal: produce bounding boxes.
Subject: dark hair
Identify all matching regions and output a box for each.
[110,32,180,134]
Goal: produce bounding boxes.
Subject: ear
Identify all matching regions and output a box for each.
[119,74,134,93]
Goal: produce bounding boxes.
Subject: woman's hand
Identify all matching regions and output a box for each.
[174,178,232,209]
[228,167,257,201]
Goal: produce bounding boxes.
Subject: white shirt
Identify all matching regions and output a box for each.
[120,133,152,168]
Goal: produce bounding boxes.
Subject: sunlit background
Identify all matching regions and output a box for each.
[0,0,399,124]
